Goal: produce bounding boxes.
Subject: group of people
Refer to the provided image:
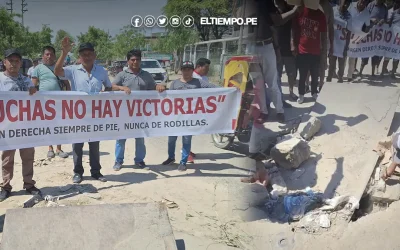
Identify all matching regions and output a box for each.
[0,36,221,202]
[244,0,400,184]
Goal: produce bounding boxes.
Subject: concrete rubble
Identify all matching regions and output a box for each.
[270,137,311,169]
[299,116,322,140]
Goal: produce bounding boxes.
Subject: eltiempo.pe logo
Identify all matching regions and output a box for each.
[130,15,195,28]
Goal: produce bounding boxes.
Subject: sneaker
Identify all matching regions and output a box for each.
[26,186,41,195]
[0,189,10,202]
[297,95,304,104]
[56,150,69,158]
[312,93,318,101]
[187,154,194,164]
[92,173,107,182]
[47,150,55,158]
[391,73,396,79]
[162,158,175,165]
[136,161,149,170]
[73,173,83,183]
[113,162,122,171]
[289,92,298,101]
[178,163,187,171]
[338,77,343,83]
[190,152,196,157]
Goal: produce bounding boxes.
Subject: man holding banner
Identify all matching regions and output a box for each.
[0,48,41,201]
[162,61,217,171]
[111,49,166,171]
[327,0,352,83]
[380,0,400,78]
[31,46,71,159]
[346,0,371,81]
[54,37,112,183]
[359,0,388,77]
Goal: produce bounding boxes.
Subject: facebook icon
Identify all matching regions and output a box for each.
[131,15,143,27]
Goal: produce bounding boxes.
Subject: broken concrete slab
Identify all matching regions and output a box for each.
[0,203,178,250]
[299,116,322,140]
[371,175,400,203]
[270,137,311,169]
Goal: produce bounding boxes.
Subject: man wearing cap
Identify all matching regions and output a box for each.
[111,49,166,171]
[162,61,218,171]
[32,45,71,159]
[54,37,112,183]
[27,58,39,78]
[0,48,41,201]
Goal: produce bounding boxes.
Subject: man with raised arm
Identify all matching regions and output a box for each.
[54,37,112,183]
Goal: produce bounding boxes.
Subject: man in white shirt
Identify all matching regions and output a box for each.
[192,58,210,82]
[346,0,372,81]
[185,57,212,163]
[27,58,39,78]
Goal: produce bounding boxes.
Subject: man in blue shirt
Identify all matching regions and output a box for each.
[54,37,112,183]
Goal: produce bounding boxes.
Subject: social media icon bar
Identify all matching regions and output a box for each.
[131,15,143,27]
[170,15,181,28]
[157,15,168,27]
[144,15,156,27]
[182,15,194,27]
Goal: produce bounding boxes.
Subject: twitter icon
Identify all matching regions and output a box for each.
[157,15,168,27]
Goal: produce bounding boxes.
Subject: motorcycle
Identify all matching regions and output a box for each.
[211,55,263,149]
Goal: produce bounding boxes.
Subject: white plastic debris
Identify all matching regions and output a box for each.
[318,213,331,228]
[320,195,350,211]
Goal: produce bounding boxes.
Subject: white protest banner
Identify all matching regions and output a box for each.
[346,24,400,59]
[0,89,241,151]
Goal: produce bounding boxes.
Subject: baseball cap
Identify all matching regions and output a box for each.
[4,48,22,59]
[78,43,95,52]
[181,61,194,69]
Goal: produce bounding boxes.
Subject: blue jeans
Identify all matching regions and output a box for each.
[115,138,146,164]
[168,136,192,164]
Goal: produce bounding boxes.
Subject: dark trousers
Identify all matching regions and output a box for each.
[328,56,346,79]
[72,142,101,175]
[297,53,320,95]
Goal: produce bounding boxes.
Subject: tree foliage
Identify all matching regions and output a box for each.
[54,29,75,54]
[113,26,146,59]
[76,26,113,61]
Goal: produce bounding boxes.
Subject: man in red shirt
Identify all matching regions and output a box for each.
[292,7,328,104]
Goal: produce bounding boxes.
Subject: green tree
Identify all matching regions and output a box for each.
[54,29,75,54]
[113,25,146,59]
[0,7,24,53]
[77,26,113,62]
[152,26,198,73]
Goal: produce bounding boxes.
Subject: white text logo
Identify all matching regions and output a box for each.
[200,17,257,26]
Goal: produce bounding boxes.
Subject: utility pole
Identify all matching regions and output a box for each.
[6,0,14,46]
[21,0,28,27]
[237,0,247,54]
[6,0,13,13]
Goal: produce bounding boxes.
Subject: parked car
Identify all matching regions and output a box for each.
[140,59,168,83]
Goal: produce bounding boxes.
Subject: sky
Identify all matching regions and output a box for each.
[0,0,167,38]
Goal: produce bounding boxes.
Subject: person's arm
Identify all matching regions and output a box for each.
[270,6,301,26]
[199,79,218,88]
[111,72,130,93]
[31,67,39,87]
[54,37,73,77]
[103,70,112,91]
[291,13,299,56]
[27,77,37,95]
